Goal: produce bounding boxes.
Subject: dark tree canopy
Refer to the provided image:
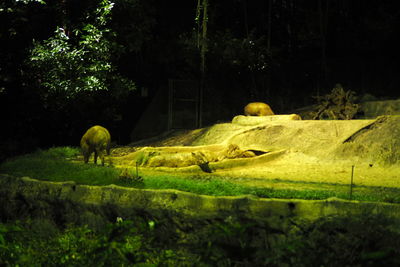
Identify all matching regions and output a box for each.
[0,0,399,160]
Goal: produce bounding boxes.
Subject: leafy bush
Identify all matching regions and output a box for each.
[28,0,135,107]
[265,213,400,266]
[2,213,400,266]
[0,219,192,266]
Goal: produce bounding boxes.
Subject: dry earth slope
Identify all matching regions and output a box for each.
[114,115,400,187]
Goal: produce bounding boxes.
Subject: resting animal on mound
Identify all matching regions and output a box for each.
[80,125,111,166]
[244,102,274,116]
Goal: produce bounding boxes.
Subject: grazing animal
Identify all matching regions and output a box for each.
[80,125,111,166]
[244,102,274,116]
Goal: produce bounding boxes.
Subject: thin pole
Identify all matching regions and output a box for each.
[349,165,355,200]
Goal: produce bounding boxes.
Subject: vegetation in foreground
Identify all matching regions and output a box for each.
[2,147,400,265]
[1,213,400,266]
[1,147,400,203]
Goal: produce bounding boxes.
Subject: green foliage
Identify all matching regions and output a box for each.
[266,213,400,266]
[111,0,156,53]
[0,218,190,266]
[190,213,400,266]
[28,0,135,105]
[0,0,45,14]
[180,30,270,80]
[214,31,270,73]
[0,223,26,265]
[51,220,154,266]
[2,212,400,266]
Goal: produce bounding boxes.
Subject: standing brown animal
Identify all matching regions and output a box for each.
[244,102,274,116]
[80,125,111,166]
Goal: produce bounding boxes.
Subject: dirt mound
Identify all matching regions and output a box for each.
[335,116,400,164]
[113,115,400,187]
[135,115,400,164]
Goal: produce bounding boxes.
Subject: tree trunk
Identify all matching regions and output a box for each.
[196,0,208,128]
[196,0,201,49]
[265,0,273,100]
[201,0,208,75]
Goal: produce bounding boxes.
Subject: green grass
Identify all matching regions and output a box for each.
[0,147,119,185]
[1,147,400,203]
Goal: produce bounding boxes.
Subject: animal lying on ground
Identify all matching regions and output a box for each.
[80,125,111,166]
[244,102,274,116]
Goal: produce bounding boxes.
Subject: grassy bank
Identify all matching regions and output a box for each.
[1,147,400,203]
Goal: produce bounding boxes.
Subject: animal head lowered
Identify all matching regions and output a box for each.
[80,125,111,166]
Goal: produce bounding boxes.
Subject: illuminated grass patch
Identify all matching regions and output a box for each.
[1,147,400,203]
[0,147,117,185]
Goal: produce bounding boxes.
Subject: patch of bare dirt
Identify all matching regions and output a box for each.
[110,115,400,188]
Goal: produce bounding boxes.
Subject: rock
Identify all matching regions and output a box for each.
[232,114,301,126]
